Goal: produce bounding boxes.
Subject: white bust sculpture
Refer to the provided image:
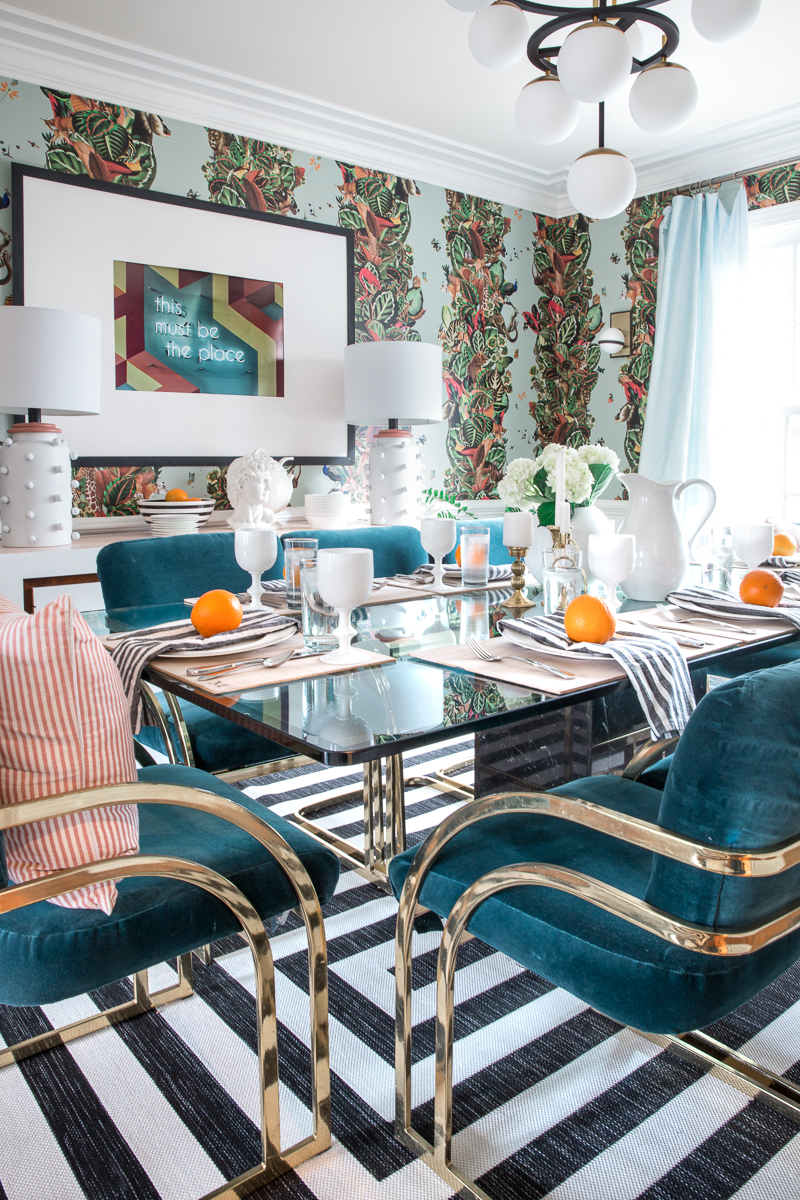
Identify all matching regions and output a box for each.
[225,449,294,529]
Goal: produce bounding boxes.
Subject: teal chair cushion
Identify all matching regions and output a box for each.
[0,765,339,1007]
[646,661,800,928]
[138,695,288,775]
[97,531,285,610]
[285,525,426,578]
[388,773,800,1035]
[709,643,800,679]
[442,519,512,567]
[637,754,674,790]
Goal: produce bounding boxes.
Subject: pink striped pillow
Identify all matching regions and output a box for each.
[0,592,138,914]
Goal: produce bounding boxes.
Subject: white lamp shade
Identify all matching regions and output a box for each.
[344,341,444,425]
[468,2,528,70]
[691,0,760,43]
[630,63,698,134]
[622,20,646,61]
[0,307,101,416]
[567,148,637,220]
[596,326,626,353]
[445,0,493,10]
[515,77,580,145]
[557,22,633,103]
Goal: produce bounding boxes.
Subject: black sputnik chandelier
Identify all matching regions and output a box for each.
[445,0,761,218]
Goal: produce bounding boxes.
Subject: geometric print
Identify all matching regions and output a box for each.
[1,736,800,1198]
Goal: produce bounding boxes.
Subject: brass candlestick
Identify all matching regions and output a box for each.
[502,546,535,613]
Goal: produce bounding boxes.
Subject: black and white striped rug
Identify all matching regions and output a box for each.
[2,736,800,1199]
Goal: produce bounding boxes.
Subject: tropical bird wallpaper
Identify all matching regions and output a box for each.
[0,78,796,514]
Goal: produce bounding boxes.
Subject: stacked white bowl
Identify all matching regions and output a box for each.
[304,492,352,530]
[137,497,215,538]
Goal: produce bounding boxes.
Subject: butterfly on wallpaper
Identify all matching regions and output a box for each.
[0,189,9,209]
[431,239,441,252]
[610,252,621,264]
[27,141,38,149]
[186,189,199,199]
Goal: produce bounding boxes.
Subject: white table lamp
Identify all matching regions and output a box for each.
[344,341,443,526]
[0,307,101,547]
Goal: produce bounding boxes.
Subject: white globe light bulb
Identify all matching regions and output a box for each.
[515,76,580,145]
[596,326,626,354]
[557,21,633,103]
[445,0,493,10]
[629,63,699,134]
[691,0,760,43]
[468,1,528,70]
[567,148,637,220]
[622,20,646,61]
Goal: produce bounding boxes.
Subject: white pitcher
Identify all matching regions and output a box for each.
[619,474,716,601]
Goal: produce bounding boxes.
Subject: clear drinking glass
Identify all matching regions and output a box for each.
[587,533,635,612]
[234,526,278,606]
[420,517,458,586]
[542,544,586,615]
[284,538,318,609]
[316,546,374,665]
[460,525,490,586]
[459,593,490,643]
[698,527,734,591]
[733,523,773,571]
[300,561,339,652]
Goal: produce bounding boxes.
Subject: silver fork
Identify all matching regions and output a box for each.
[465,636,576,679]
[655,603,757,637]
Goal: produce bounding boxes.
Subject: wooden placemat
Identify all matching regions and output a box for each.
[411,620,749,696]
[151,634,394,695]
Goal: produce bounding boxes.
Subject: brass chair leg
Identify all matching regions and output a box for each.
[0,952,195,1069]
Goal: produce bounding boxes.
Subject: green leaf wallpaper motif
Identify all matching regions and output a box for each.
[525,215,600,449]
[203,130,305,214]
[441,191,514,500]
[41,89,170,187]
[746,162,800,208]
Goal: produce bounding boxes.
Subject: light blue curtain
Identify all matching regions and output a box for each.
[639,183,749,500]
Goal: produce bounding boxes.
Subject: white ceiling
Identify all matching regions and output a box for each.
[0,0,797,213]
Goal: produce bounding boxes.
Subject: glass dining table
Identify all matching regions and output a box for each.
[86,589,800,891]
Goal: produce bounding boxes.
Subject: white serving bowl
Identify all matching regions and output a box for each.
[138,497,215,531]
[305,492,352,530]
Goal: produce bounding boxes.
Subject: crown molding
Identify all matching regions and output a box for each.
[0,3,795,221]
[0,2,560,214]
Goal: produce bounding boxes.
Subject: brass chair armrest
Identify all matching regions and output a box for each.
[622,736,681,781]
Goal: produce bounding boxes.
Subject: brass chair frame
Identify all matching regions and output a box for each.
[395,739,800,1200]
[0,782,332,1199]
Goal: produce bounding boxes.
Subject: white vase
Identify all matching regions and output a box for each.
[570,505,613,585]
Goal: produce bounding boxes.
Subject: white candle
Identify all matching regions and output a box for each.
[555,449,570,533]
[503,510,534,547]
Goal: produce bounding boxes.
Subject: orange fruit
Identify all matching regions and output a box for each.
[191,590,243,638]
[773,531,798,556]
[165,487,189,502]
[455,544,462,567]
[739,569,784,608]
[564,595,616,643]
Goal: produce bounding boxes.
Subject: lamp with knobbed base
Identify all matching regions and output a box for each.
[0,306,101,547]
[344,341,443,527]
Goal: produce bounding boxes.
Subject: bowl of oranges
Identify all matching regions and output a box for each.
[138,487,215,537]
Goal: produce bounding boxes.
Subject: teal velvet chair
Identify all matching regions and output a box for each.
[0,762,339,1195]
[284,524,427,577]
[390,661,800,1199]
[96,532,295,778]
[442,518,512,566]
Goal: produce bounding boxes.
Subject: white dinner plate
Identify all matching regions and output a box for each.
[668,599,798,622]
[159,625,296,660]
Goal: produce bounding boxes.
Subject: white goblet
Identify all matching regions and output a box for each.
[317,547,374,665]
[587,533,636,612]
[420,517,457,585]
[234,526,278,606]
[733,523,773,571]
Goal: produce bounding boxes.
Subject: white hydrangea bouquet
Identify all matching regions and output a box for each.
[497,443,619,527]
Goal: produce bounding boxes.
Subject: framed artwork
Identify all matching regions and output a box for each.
[12,164,356,466]
[609,310,632,358]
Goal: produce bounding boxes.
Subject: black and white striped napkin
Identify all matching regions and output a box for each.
[760,557,800,586]
[668,585,800,629]
[498,612,695,739]
[110,611,298,732]
[414,563,514,585]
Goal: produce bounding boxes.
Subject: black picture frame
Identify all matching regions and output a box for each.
[12,162,357,467]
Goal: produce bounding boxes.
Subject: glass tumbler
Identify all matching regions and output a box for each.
[299,561,339,652]
[460,525,490,586]
[541,544,586,615]
[284,538,318,609]
[698,527,734,592]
